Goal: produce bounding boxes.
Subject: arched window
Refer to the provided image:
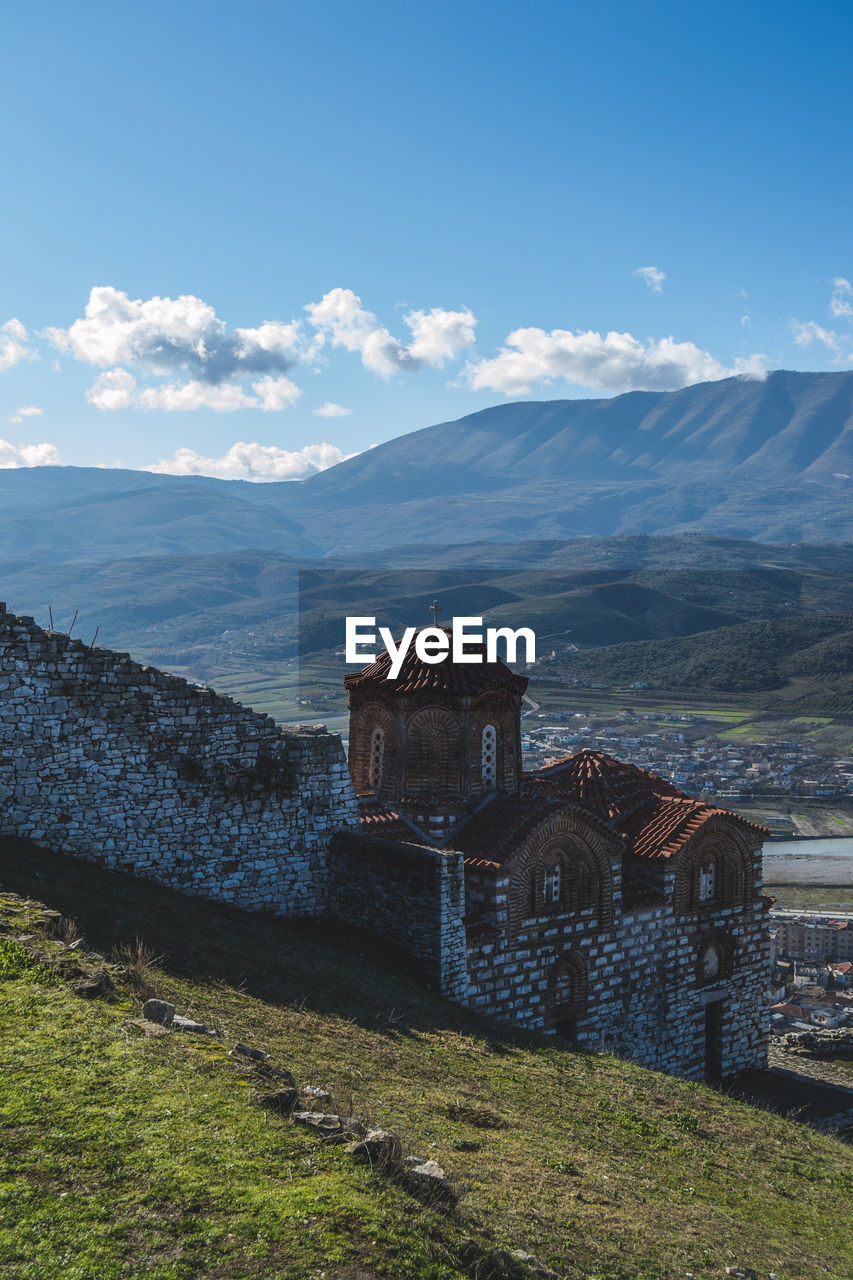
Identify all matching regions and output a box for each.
[699,861,716,903]
[544,863,561,905]
[481,724,497,790]
[702,943,720,981]
[369,728,384,790]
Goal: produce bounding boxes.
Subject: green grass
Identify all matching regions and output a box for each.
[765,882,853,910]
[3,838,853,1279]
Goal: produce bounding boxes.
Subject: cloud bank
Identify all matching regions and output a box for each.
[464,328,767,396]
[144,440,354,481]
[41,282,776,419]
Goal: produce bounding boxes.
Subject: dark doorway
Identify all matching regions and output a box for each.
[704,999,724,1082]
[554,1015,578,1041]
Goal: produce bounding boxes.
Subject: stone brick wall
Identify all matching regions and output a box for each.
[329,832,468,999]
[463,844,768,1080]
[0,605,359,916]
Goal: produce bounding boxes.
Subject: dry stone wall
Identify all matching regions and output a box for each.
[0,605,358,915]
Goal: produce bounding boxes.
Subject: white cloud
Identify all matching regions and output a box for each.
[0,318,37,372]
[0,438,60,468]
[464,327,767,396]
[792,320,842,352]
[405,306,477,364]
[86,368,137,409]
[9,405,43,424]
[86,368,301,412]
[313,402,352,417]
[633,266,666,293]
[830,277,853,319]
[143,440,355,481]
[305,287,476,377]
[49,286,304,382]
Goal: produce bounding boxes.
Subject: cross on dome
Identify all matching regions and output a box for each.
[430,600,441,626]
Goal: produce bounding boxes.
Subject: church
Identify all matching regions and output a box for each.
[344,616,770,1082]
[0,599,769,1083]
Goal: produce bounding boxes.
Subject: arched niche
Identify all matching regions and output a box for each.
[546,948,588,1038]
[349,700,397,795]
[509,813,615,935]
[674,830,753,914]
[404,704,461,796]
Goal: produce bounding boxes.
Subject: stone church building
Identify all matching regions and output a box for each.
[0,602,769,1082]
[344,625,770,1082]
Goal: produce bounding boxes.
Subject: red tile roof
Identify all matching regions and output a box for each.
[539,750,769,860]
[355,748,769,872]
[356,797,419,843]
[538,750,684,822]
[344,627,528,697]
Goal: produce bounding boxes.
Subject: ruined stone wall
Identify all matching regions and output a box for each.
[329,832,468,999]
[0,605,359,915]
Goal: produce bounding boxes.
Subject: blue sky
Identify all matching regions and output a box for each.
[2,0,853,479]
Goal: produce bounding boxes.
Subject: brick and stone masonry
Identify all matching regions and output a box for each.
[0,603,771,1078]
[346,626,771,1081]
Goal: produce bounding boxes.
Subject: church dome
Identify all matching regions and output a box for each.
[345,624,527,830]
[343,627,528,697]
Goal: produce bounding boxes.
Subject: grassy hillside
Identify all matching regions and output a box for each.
[2,838,853,1280]
[564,613,853,708]
[3,543,851,693]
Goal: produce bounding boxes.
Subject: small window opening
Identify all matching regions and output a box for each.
[544,864,561,904]
[699,862,716,903]
[482,724,497,790]
[369,728,384,789]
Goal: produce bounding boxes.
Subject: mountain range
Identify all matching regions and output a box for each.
[0,368,851,563]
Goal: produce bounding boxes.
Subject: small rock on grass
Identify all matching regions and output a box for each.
[172,1015,207,1033]
[301,1084,332,1104]
[72,970,113,999]
[292,1110,342,1133]
[404,1159,455,1203]
[344,1128,402,1170]
[233,1042,266,1061]
[142,998,175,1026]
[256,1088,299,1115]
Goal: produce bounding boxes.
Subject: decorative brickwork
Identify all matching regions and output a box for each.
[347,627,771,1081]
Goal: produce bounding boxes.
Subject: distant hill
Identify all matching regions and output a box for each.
[565,612,853,709]
[286,368,853,551]
[0,370,852,559]
[2,539,850,687]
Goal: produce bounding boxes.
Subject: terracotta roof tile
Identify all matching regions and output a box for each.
[356,798,419,843]
[355,748,769,870]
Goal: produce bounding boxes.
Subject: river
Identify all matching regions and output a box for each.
[763,837,853,884]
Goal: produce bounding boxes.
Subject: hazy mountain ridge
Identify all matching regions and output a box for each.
[0,370,852,560]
